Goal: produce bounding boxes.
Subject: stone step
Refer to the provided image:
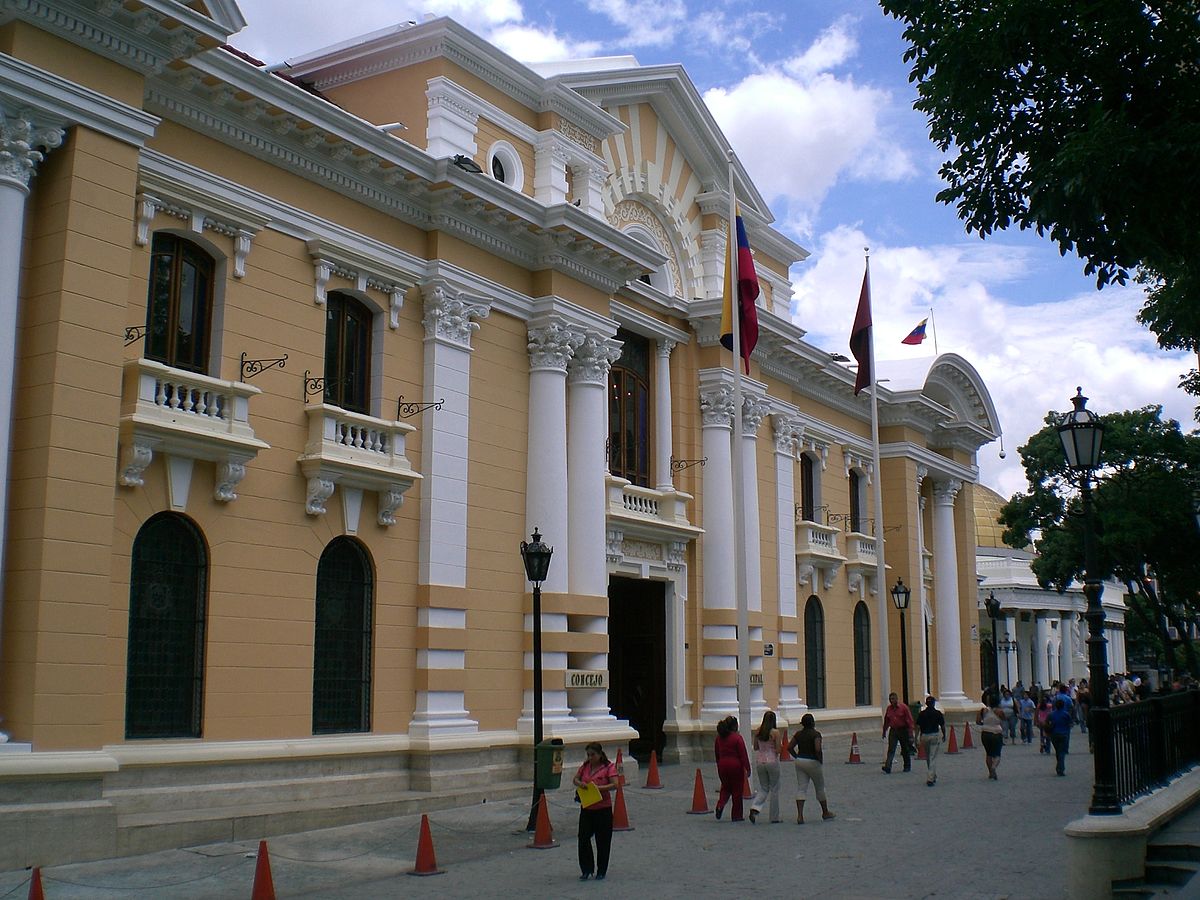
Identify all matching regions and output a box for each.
[1150,845,1200,864]
[106,771,408,815]
[1144,862,1200,888]
[114,780,531,858]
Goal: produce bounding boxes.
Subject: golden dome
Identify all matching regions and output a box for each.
[974,484,1009,549]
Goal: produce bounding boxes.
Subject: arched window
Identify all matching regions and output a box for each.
[609,328,651,487]
[853,602,872,706]
[799,454,818,522]
[804,595,826,709]
[125,513,208,738]
[848,469,866,533]
[313,537,374,734]
[324,291,372,415]
[146,233,214,374]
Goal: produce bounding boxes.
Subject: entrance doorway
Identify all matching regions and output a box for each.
[608,577,666,764]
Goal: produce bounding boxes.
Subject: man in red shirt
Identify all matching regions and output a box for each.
[881,692,915,774]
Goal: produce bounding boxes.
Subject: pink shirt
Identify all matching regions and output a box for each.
[575,759,618,809]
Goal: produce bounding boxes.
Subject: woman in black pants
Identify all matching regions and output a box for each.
[573,742,618,881]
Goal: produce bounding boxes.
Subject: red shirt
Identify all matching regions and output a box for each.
[882,702,915,732]
[714,732,750,772]
[575,759,617,809]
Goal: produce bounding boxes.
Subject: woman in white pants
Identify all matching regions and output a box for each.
[748,710,781,824]
[788,714,835,824]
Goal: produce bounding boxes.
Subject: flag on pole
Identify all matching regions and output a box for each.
[901,318,928,345]
[849,267,872,395]
[720,210,760,374]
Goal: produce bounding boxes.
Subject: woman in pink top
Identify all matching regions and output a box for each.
[572,742,617,881]
[714,716,751,822]
[749,710,782,824]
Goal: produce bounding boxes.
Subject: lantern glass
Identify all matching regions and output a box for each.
[1057,387,1104,471]
[984,592,1001,619]
[520,529,553,584]
[891,578,911,611]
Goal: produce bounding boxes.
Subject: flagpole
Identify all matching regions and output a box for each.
[928,306,939,355]
[866,251,891,706]
[728,152,751,743]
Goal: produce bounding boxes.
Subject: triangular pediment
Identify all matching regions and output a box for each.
[183,0,247,36]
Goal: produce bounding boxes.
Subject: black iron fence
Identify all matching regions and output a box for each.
[1102,689,1200,807]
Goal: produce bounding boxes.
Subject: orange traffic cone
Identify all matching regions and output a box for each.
[643,750,663,789]
[845,732,863,764]
[407,814,445,876]
[962,723,975,749]
[615,748,626,785]
[251,840,276,900]
[742,771,752,799]
[26,868,44,900]
[612,781,634,831]
[946,724,959,754]
[779,728,790,760]
[917,738,927,760]
[686,768,710,815]
[527,793,558,849]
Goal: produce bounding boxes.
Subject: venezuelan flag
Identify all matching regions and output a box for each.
[901,318,928,346]
[719,210,760,373]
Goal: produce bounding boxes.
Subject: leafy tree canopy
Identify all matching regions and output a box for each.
[881,1,1200,393]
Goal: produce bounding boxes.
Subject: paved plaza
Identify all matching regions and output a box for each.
[0,731,1094,899]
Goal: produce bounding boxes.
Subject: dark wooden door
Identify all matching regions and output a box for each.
[608,577,666,763]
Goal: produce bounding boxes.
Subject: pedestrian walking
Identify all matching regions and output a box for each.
[915,696,946,786]
[999,687,1018,744]
[1036,694,1053,753]
[977,690,1006,780]
[572,742,617,881]
[714,716,750,822]
[881,692,915,774]
[1048,698,1074,776]
[1018,690,1036,744]
[749,710,781,824]
[788,713,835,824]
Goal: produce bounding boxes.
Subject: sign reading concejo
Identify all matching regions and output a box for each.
[749,672,764,686]
[566,670,608,689]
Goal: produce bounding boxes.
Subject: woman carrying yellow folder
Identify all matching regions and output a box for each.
[572,743,618,881]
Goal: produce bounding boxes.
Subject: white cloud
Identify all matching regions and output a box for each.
[783,16,857,81]
[489,25,603,62]
[584,0,688,48]
[792,226,1195,502]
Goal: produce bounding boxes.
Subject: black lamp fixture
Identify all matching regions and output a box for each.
[1057,386,1105,471]
[891,578,911,705]
[984,590,1001,692]
[520,529,553,831]
[452,153,484,174]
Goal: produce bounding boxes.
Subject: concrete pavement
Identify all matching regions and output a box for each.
[0,729,1094,899]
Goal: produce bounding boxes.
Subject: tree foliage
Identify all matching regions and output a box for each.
[880,1,1200,402]
[999,403,1200,671]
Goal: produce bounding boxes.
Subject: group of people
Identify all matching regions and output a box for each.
[881,693,947,785]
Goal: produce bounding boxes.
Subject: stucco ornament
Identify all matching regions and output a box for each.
[0,109,64,189]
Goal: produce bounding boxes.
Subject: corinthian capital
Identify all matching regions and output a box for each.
[420,281,490,348]
[0,109,64,190]
[772,415,804,455]
[933,478,962,505]
[740,396,772,436]
[528,321,583,372]
[699,383,736,428]
[568,334,622,385]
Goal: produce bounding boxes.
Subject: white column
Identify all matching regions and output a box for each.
[773,416,804,720]
[1034,613,1052,687]
[1001,615,1018,688]
[740,396,770,614]
[410,283,490,738]
[1059,611,1076,684]
[567,333,621,722]
[0,110,63,682]
[931,479,968,703]
[915,467,930,698]
[699,382,736,717]
[522,321,581,730]
[534,133,570,206]
[654,339,676,491]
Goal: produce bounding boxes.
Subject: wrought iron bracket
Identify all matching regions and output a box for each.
[397,395,444,419]
[124,326,146,346]
[240,351,287,381]
[303,369,325,400]
[670,456,707,474]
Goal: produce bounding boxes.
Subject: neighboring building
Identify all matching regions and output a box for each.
[974,485,1128,693]
[0,2,998,865]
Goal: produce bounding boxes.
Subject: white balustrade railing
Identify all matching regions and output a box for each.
[796,522,841,558]
[125,358,260,442]
[303,404,415,473]
[605,475,694,529]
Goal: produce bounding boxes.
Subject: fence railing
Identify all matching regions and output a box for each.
[1102,689,1200,807]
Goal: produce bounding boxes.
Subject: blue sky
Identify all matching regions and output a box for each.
[230,0,1195,498]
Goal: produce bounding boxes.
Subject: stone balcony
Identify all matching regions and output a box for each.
[795,519,844,589]
[604,475,702,572]
[298,403,422,528]
[844,531,884,594]
[118,358,269,505]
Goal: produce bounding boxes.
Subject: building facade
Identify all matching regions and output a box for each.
[0,1,998,865]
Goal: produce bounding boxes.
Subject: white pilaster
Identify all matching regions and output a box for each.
[418,282,489,587]
[699,382,736,718]
[1059,611,1076,684]
[915,468,931,698]
[772,416,802,619]
[740,396,770,615]
[1034,613,1053,687]
[654,340,676,491]
[931,479,968,703]
[567,333,621,722]
[1001,615,1018,687]
[425,78,479,159]
[534,132,570,206]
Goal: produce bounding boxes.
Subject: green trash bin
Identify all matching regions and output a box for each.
[535,738,565,789]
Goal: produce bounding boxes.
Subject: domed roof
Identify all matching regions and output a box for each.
[975,484,1009,549]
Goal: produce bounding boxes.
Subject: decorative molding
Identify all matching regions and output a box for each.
[666,541,687,571]
[135,191,265,277]
[306,239,409,327]
[306,476,336,516]
[420,280,490,348]
[740,395,772,436]
[933,478,963,506]
[214,457,248,503]
[378,486,407,526]
[772,414,804,456]
[699,383,736,428]
[568,334,622,386]
[118,439,156,487]
[611,199,683,297]
[606,528,624,564]
[0,107,63,189]
[528,321,583,372]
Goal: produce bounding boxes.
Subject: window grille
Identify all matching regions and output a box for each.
[313,537,374,734]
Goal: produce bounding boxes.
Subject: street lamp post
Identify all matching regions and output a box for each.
[520,528,553,831]
[891,578,912,705]
[985,591,1001,694]
[1057,387,1119,814]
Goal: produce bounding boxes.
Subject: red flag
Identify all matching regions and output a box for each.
[719,211,760,373]
[849,268,872,395]
[901,318,928,345]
